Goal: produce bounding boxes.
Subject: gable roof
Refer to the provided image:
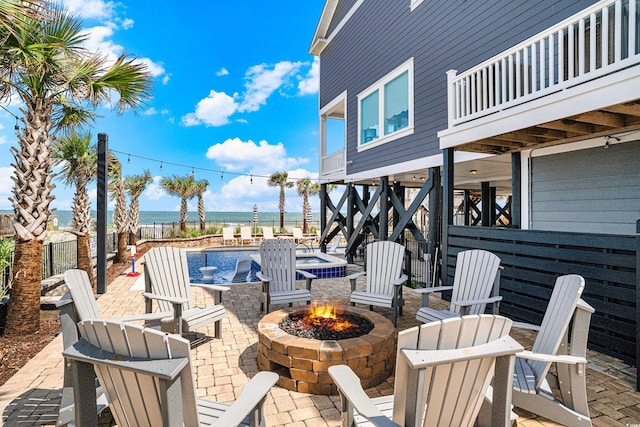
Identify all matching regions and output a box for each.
[309,0,338,56]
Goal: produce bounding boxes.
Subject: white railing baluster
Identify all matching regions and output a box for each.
[465,75,471,117]
[549,33,555,86]
[488,63,494,107]
[532,42,537,93]
[629,0,636,57]
[559,29,564,82]
[615,0,622,62]
[524,45,530,95]
[568,23,575,78]
[603,5,609,66]
[482,67,488,111]
[590,12,597,71]
[501,57,507,104]
[578,18,586,76]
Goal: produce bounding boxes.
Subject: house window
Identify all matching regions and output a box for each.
[357,58,414,151]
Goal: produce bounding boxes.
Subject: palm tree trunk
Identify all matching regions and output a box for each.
[117,232,128,263]
[76,234,94,286]
[4,240,42,335]
[129,232,136,245]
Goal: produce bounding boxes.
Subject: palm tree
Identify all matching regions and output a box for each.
[1,3,152,336]
[161,175,198,232]
[268,171,294,231]
[124,170,152,244]
[193,179,209,232]
[296,178,320,234]
[110,161,129,263]
[52,132,96,285]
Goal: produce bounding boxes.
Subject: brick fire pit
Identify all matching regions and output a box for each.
[257,305,396,395]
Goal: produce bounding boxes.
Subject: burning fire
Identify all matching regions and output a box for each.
[306,304,355,332]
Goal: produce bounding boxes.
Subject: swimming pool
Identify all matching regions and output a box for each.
[187,249,347,283]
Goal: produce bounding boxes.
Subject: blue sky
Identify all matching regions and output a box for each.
[0,0,325,213]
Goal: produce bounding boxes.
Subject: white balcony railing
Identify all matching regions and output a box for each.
[447,0,639,128]
[321,150,345,177]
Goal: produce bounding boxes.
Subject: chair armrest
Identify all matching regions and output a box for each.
[296,270,317,280]
[391,274,408,286]
[211,372,279,427]
[455,295,503,307]
[190,283,230,292]
[412,285,454,295]
[142,292,189,306]
[511,321,541,332]
[346,271,366,281]
[255,271,270,282]
[328,365,399,427]
[114,311,173,324]
[517,350,587,365]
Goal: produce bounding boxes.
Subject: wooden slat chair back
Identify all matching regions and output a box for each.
[348,240,407,326]
[510,274,594,427]
[57,269,171,426]
[143,246,228,336]
[329,314,523,427]
[63,320,278,427]
[415,249,502,324]
[257,239,315,312]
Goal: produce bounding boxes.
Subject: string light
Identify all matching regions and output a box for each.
[127,154,131,164]
[110,149,322,183]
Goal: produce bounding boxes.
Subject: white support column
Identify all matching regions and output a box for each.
[446,69,458,128]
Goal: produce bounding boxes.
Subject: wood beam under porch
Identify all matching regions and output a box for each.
[319,175,437,262]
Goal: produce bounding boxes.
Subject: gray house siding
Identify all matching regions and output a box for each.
[327,0,357,35]
[531,140,640,235]
[318,0,598,176]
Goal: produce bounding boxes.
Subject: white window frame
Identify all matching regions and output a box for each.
[410,0,424,11]
[357,57,414,152]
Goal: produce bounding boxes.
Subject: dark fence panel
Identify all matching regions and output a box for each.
[446,225,636,365]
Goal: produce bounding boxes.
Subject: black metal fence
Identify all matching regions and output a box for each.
[0,232,118,294]
[137,220,320,240]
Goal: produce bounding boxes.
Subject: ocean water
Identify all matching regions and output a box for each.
[0,210,315,228]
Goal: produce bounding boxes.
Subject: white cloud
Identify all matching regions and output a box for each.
[204,168,319,212]
[144,176,166,200]
[143,107,157,116]
[182,90,238,127]
[205,137,308,173]
[162,74,171,85]
[82,25,120,62]
[138,58,165,78]
[121,18,134,29]
[65,0,115,19]
[239,61,303,113]
[216,68,229,77]
[298,57,319,95]
[0,135,7,145]
[160,109,170,115]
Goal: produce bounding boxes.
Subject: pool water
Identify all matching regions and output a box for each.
[187,250,259,284]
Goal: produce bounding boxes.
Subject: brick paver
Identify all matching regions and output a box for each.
[0,253,637,426]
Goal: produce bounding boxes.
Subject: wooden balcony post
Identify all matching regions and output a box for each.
[446,69,458,128]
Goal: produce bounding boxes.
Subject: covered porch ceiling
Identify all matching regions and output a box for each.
[458,99,640,155]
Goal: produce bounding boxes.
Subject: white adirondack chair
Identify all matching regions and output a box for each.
[347,240,407,326]
[257,238,316,312]
[510,274,594,427]
[329,314,523,427]
[143,246,229,337]
[240,226,256,246]
[222,227,238,245]
[261,226,275,241]
[57,269,174,426]
[415,249,502,324]
[63,319,279,427]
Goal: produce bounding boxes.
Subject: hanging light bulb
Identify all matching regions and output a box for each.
[250,174,253,184]
[127,154,131,164]
[159,161,163,170]
[413,175,416,181]
[220,171,224,180]
[191,167,195,176]
[14,118,19,132]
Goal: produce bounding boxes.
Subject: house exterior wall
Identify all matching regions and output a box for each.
[318,0,598,178]
[531,140,640,235]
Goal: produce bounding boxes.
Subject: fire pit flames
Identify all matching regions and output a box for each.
[279,304,373,340]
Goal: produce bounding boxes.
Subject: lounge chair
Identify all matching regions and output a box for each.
[347,240,407,326]
[63,319,279,426]
[222,226,238,245]
[240,226,256,246]
[292,227,314,244]
[414,249,502,323]
[329,314,522,426]
[223,257,253,283]
[257,238,316,313]
[261,226,275,241]
[143,246,229,337]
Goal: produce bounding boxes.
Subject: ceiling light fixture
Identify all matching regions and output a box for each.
[469,169,478,175]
